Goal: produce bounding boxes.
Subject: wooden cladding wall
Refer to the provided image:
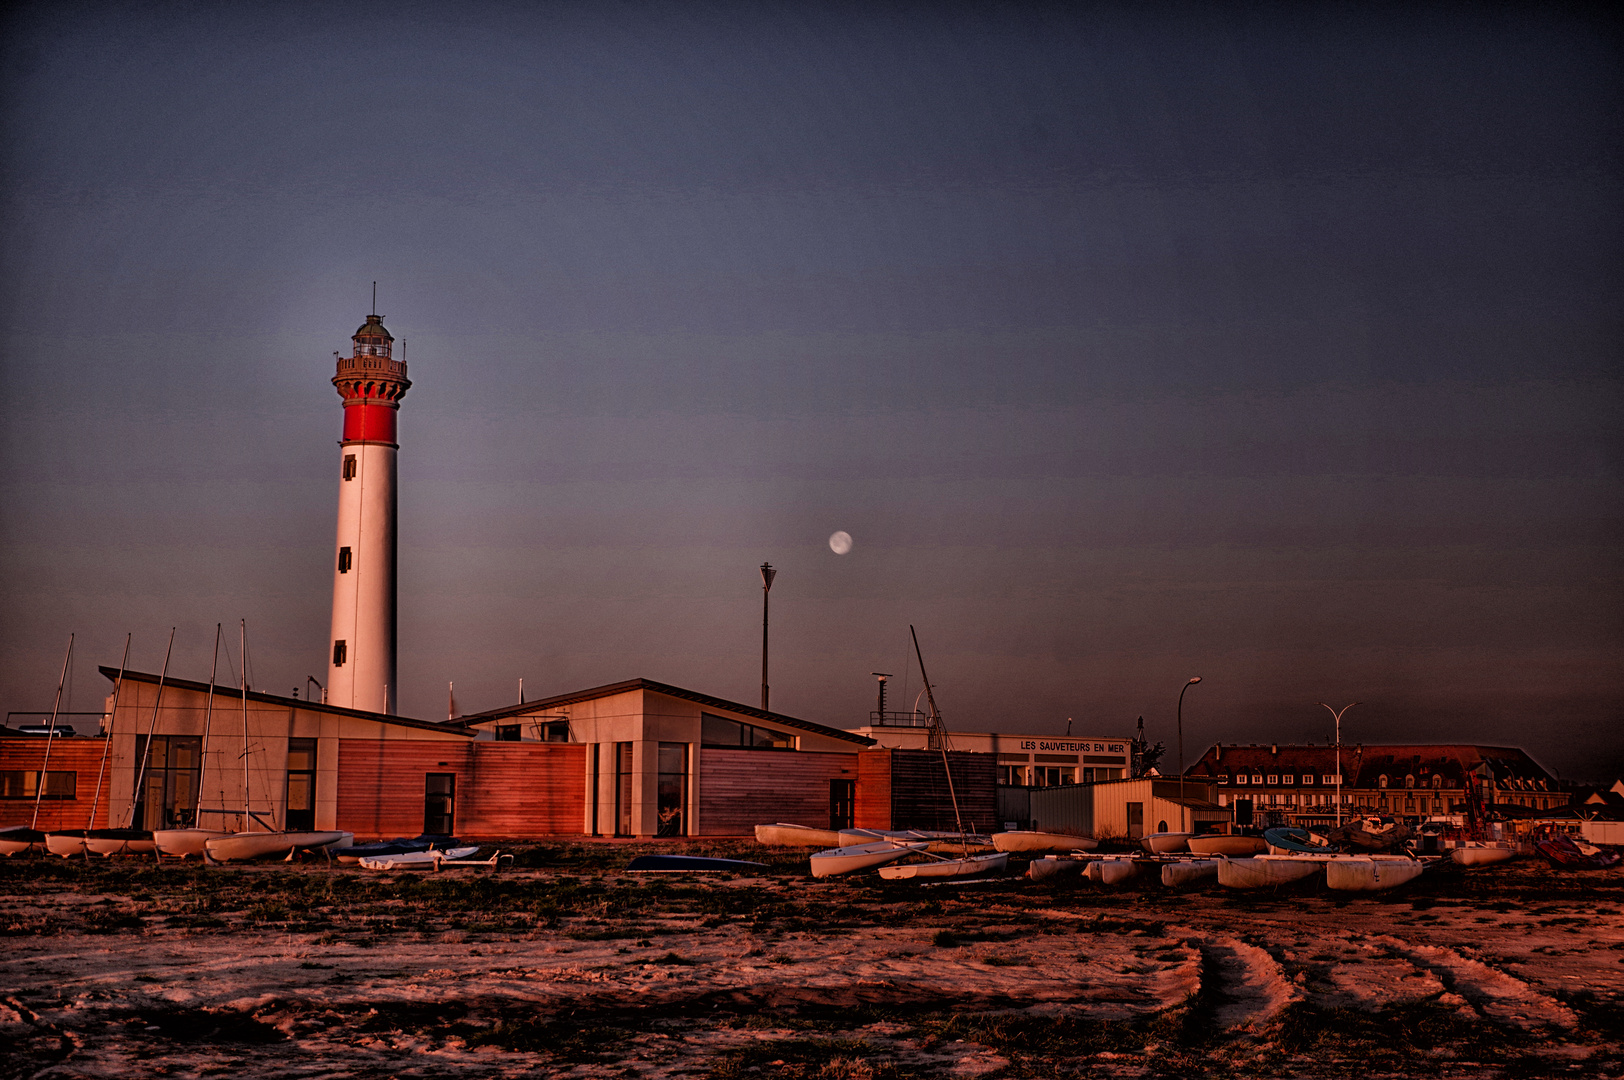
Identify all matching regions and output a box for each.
[698,749,857,835]
[855,750,893,830]
[337,740,586,839]
[888,750,998,834]
[0,740,114,830]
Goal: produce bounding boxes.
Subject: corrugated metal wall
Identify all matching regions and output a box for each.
[1029,784,1094,837]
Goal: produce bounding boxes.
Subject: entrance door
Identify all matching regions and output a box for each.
[829,779,855,830]
[424,773,455,835]
[1126,801,1144,840]
[285,738,316,831]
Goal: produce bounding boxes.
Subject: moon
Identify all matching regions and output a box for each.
[828,531,853,555]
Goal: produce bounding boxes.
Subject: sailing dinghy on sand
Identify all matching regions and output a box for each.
[154,626,233,858]
[853,627,1008,882]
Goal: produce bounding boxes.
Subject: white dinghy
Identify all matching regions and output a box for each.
[1140,832,1192,854]
[205,830,347,862]
[45,830,89,858]
[83,829,157,857]
[1027,856,1087,882]
[1217,854,1330,889]
[1450,842,1516,867]
[809,840,929,878]
[1187,834,1266,857]
[992,831,1097,854]
[0,827,45,857]
[154,829,235,859]
[359,846,480,870]
[879,852,1009,880]
[1325,855,1423,892]
[1161,859,1221,887]
[754,823,844,848]
[1085,858,1141,885]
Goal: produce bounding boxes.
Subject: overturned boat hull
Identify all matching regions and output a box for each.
[0,827,46,856]
[1085,858,1140,885]
[754,823,844,848]
[1140,832,1192,854]
[84,829,157,857]
[1027,856,1087,882]
[992,831,1097,854]
[45,830,90,858]
[1187,835,1266,857]
[154,829,234,858]
[1162,859,1221,887]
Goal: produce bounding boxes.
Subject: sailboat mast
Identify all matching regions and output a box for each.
[30,634,74,830]
[241,620,251,832]
[199,624,220,828]
[85,634,130,830]
[910,625,965,840]
[127,629,175,829]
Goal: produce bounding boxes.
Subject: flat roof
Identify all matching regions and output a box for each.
[443,677,874,747]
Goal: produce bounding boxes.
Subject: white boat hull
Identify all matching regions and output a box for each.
[154,829,234,858]
[1085,859,1140,885]
[754,823,844,847]
[45,832,89,858]
[1140,832,1192,854]
[1162,859,1221,887]
[1217,855,1328,889]
[205,831,346,861]
[0,834,44,857]
[85,834,157,857]
[992,831,1097,854]
[1325,856,1423,892]
[1187,835,1266,857]
[878,852,1009,880]
[1027,856,1086,882]
[359,846,479,870]
[809,841,929,878]
[1451,844,1515,867]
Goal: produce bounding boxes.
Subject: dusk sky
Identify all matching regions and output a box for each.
[2,3,1619,779]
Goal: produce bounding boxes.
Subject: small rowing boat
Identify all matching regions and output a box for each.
[83,828,157,857]
[809,840,929,877]
[1140,832,1192,854]
[359,846,479,870]
[45,830,89,857]
[0,827,46,856]
[1187,834,1266,857]
[1449,842,1515,867]
[154,829,235,858]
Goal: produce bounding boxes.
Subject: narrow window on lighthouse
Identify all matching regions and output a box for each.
[343,454,357,480]
[338,547,352,573]
[333,640,347,666]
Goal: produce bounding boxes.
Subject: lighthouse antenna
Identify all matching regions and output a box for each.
[371,282,376,316]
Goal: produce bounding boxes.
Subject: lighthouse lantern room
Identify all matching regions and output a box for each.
[327,312,411,713]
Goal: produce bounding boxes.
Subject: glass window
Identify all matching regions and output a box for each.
[1235,774,1248,785]
[1267,775,1279,785]
[342,454,357,480]
[997,765,1027,785]
[656,743,687,837]
[495,724,521,742]
[540,720,569,743]
[1251,774,1263,784]
[700,713,793,750]
[1406,775,1416,789]
[1283,774,1295,785]
[1,771,75,799]
[332,640,347,666]
[132,735,201,829]
[424,773,455,834]
[286,738,316,831]
[338,547,352,573]
[615,742,633,836]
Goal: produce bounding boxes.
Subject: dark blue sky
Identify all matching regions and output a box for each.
[2,2,1620,779]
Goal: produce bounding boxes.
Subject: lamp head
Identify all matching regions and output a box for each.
[1188,676,1201,684]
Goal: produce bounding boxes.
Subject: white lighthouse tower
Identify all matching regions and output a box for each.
[327,311,411,713]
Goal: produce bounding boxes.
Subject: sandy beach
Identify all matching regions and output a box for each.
[2,845,1620,1078]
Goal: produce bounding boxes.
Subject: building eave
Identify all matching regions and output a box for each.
[98,667,471,736]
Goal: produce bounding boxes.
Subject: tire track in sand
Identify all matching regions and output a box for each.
[1366,935,1576,1029]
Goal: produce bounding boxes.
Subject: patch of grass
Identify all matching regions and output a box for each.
[463,1017,628,1060]
[124,1008,286,1044]
[706,1036,911,1079]
[650,951,695,966]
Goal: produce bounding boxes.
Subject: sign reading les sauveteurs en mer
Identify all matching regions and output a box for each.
[1018,741,1126,753]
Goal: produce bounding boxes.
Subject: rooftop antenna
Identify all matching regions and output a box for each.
[372,282,377,316]
[871,673,892,721]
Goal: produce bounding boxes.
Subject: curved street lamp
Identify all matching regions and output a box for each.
[1317,701,1361,827]
[1177,676,1201,829]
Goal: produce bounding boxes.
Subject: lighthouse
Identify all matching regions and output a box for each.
[327,311,411,713]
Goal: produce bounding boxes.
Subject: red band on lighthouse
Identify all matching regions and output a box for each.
[342,402,398,444]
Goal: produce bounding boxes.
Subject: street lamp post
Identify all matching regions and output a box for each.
[1317,701,1361,827]
[1177,676,1201,831]
[760,563,776,713]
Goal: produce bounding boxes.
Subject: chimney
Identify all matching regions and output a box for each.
[1215,744,1222,762]
[1271,744,1278,755]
